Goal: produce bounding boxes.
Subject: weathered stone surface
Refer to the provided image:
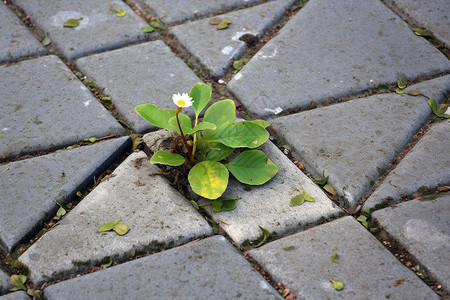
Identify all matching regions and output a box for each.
[134,0,262,25]
[15,0,152,60]
[198,140,342,246]
[0,3,47,64]
[249,216,438,299]
[227,0,450,118]
[0,137,130,253]
[0,55,124,159]
[365,119,450,209]
[19,151,212,286]
[75,41,203,133]
[373,196,450,291]
[0,291,30,300]
[0,270,10,295]
[269,76,450,208]
[171,0,295,78]
[385,0,450,46]
[44,236,282,299]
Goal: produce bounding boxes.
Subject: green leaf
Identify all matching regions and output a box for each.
[113,223,130,235]
[204,99,236,129]
[56,206,66,218]
[63,17,83,27]
[110,7,127,17]
[330,252,339,263]
[188,122,216,135]
[190,83,212,118]
[396,88,405,94]
[135,104,176,131]
[253,226,269,248]
[428,99,450,118]
[304,193,315,202]
[190,200,199,210]
[217,19,231,30]
[143,26,155,33]
[330,278,344,290]
[323,184,337,196]
[290,191,314,206]
[357,215,368,228]
[168,113,192,135]
[225,150,278,185]
[132,137,143,151]
[76,191,82,197]
[211,198,237,212]
[210,121,269,148]
[188,161,229,199]
[84,137,98,143]
[233,58,249,71]
[363,207,370,214]
[150,151,185,166]
[211,199,223,212]
[101,256,113,269]
[27,289,41,298]
[10,275,27,291]
[413,27,432,37]
[205,217,219,234]
[204,143,234,161]
[150,19,168,30]
[250,119,270,128]
[313,176,328,185]
[41,32,51,46]
[397,76,407,89]
[98,219,121,232]
[101,97,111,101]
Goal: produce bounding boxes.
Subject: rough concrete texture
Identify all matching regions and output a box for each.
[269,76,450,208]
[171,0,295,78]
[43,236,282,300]
[15,0,152,60]
[227,0,450,118]
[385,0,450,47]
[0,3,47,64]
[0,55,124,159]
[249,216,439,299]
[0,270,10,295]
[75,41,202,133]
[365,119,450,209]
[0,137,130,253]
[19,151,213,286]
[373,196,450,291]
[135,0,262,25]
[0,291,30,300]
[198,140,343,246]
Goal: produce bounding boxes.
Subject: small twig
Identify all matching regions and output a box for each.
[148,172,171,176]
[96,134,119,141]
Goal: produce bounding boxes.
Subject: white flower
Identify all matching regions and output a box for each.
[172,93,193,108]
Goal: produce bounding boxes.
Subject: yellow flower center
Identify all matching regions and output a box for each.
[177,100,186,106]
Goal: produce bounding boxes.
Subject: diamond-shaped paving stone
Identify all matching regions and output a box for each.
[386,0,450,46]
[227,0,450,118]
[135,0,262,25]
[75,41,203,133]
[0,3,47,64]
[372,196,450,291]
[0,291,30,300]
[15,0,152,61]
[198,141,342,246]
[0,270,10,295]
[43,236,282,299]
[0,55,123,159]
[365,119,450,209]
[170,0,295,78]
[0,137,130,253]
[19,151,212,286]
[249,216,438,299]
[269,76,450,209]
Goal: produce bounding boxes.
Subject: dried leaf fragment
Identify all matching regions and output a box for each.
[209,17,222,25]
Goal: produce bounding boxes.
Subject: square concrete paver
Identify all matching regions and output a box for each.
[75,41,203,133]
[0,270,10,295]
[372,196,450,291]
[227,0,450,118]
[0,291,30,300]
[0,3,47,63]
[249,216,438,299]
[19,151,213,286]
[0,137,130,253]
[15,0,152,60]
[0,55,123,159]
[43,236,282,299]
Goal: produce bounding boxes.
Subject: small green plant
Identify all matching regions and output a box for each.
[135,82,278,200]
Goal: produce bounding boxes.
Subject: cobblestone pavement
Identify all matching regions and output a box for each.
[1,0,449,299]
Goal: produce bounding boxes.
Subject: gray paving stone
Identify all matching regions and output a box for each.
[19,151,213,286]
[372,196,450,291]
[0,270,10,295]
[198,140,343,246]
[0,291,30,300]
[0,3,47,64]
[75,41,203,133]
[15,0,152,61]
[386,0,450,47]
[227,0,450,118]
[43,236,282,299]
[269,76,450,209]
[249,216,438,299]
[365,119,450,209]
[170,0,295,78]
[135,0,262,25]
[0,55,123,159]
[0,137,130,253]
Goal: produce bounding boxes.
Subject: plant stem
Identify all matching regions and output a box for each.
[176,109,193,163]
[192,116,199,160]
